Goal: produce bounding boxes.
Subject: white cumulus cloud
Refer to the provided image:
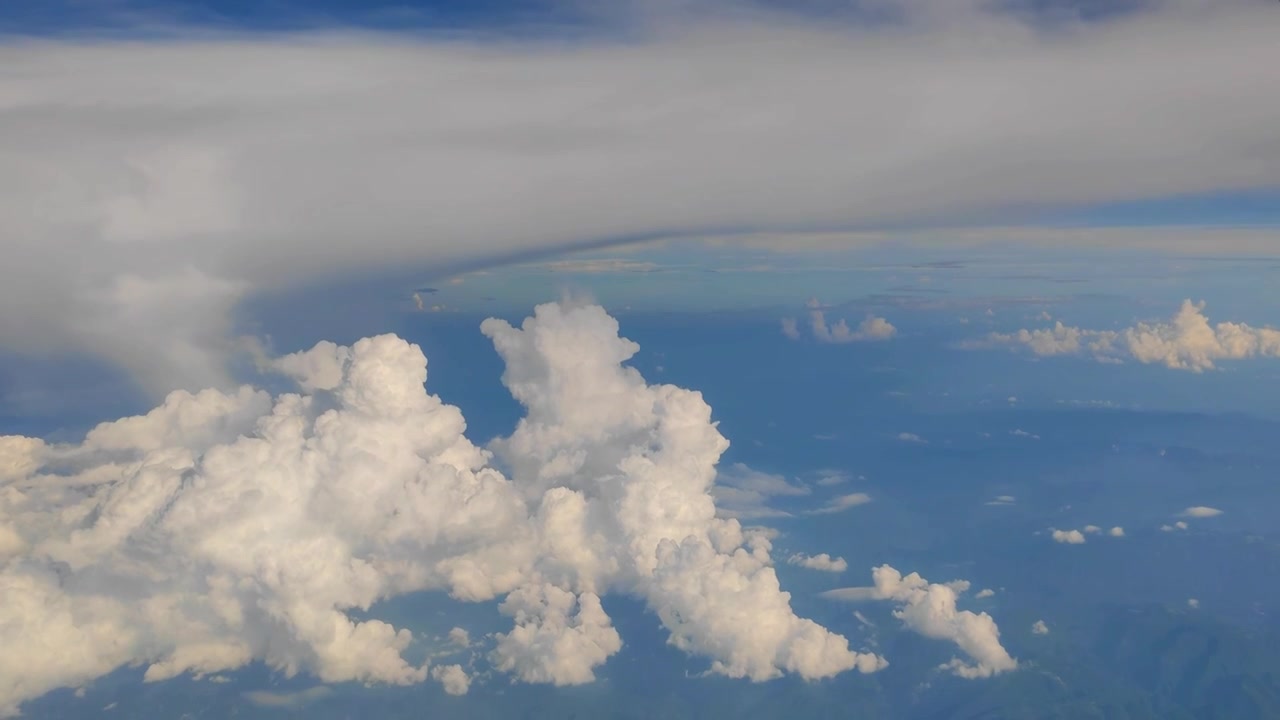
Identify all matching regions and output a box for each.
[431,664,471,696]
[784,307,897,344]
[972,300,1280,372]
[1031,620,1049,635]
[0,301,884,717]
[788,553,848,573]
[447,627,471,648]
[821,565,1017,679]
[1051,529,1087,544]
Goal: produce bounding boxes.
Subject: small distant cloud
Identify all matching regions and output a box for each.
[1187,598,1200,609]
[1031,620,1049,635]
[783,301,897,344]
[781,317,801,340]
[1161,521,1190,532]
[448,627,471,647]
[897,432,926,444]
[806,492,872,515]
[1051,529,1086,544]
[1179,506,1223,518]
[814,469,852,486]
[243,687,332,709]
[1108,526,1125,537]
[1009,428,1040,439]
[1083,525,1101,534]
[975,588,995,599]
[788,553,848,573]
[966,300,1280,372]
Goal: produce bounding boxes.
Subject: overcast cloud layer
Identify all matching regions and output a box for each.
[1,0,1278,394]
[0,301,888,717]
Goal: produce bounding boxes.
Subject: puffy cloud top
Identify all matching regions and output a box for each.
[822,565,1017,679]
[0,302,882,717]
[975,300,1280,372]
[788,553,848,573]
[783,306,897,344]
[1051,529,1087,544]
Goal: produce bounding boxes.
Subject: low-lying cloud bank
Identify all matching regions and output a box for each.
[0,302,885,717]
[968,300,1280,372]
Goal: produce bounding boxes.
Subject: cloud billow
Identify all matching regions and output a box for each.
[0,301,885,716]
[822,565,1017,679]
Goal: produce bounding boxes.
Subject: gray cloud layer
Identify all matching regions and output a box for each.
[2,0,1278,394]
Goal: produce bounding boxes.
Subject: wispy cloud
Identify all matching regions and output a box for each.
[243,687,332,709]
[805,492,873,516]
[712,462,810,519]
[814,469,855,486]
[543,259,660,274]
